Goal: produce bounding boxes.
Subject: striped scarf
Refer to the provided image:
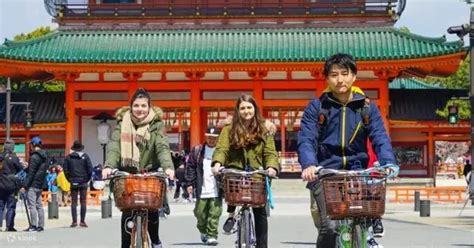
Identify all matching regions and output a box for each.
[120,110,155,168]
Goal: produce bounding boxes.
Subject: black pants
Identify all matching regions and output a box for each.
[121,210,160,248]
[312,181,337,248]
[227,205,268,248]
[70,185,88,223]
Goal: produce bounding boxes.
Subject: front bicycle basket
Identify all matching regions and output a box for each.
[322,175,386,220]
[223,174,266,207]
[112,175,165,211]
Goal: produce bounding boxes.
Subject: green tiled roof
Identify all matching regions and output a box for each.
[0,27,465,63]
[390,78,444,90]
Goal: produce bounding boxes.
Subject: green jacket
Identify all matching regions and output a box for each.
[105,106,174,172]
[212,125,279,173]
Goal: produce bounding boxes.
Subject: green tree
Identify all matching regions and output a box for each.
[426,56,469,89]
[13,27,53,42]
[399,26,411,34]
[429,56,470,120]
[1,26,65,92]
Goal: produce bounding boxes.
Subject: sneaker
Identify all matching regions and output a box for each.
[223,217,235,233]
[70,222,78,228]
[207,238,218,246]
[6,227,17,232]
[163,203,170,215]
[79,222,88,228]
[200,233,208,243]
[367,238,383,248]
[152,243,162,248]
[372,219,385,237]
[36,227,44,232]
[24,226,37,232]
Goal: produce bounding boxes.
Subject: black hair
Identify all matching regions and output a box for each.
[130,88,151,107]
[323,53,357,77]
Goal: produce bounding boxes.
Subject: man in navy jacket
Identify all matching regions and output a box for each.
[297,53,396,248]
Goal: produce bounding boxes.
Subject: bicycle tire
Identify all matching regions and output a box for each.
[351,224,367,248]
[135,215,143,248]
[238,208,252,248]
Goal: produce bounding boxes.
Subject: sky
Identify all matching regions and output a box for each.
[0,0,472,43]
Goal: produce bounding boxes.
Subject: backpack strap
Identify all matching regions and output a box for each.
[361,97,371,126]
[317,100,330,143]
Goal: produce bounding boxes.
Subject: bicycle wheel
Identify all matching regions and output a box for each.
[336,221,352,248]
[351,224,367,248]
[238,208,252,248]
[135,215,143,248]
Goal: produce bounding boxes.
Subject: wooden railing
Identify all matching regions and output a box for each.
[279,152,302,173]
[41,191,103,206]
[389,186,466,203]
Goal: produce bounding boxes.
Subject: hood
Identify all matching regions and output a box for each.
[69,151,84,158]
[115,106,163,122]
[217,115,276,136]
[32,149,48,160]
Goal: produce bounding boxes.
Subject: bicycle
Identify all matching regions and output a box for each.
[314,164,399,248]
[219,168,275,248]
[109,170,167,248]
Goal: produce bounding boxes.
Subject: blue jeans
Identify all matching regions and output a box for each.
[0,194,17,229]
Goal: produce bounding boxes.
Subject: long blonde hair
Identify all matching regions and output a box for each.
[229,94,267,148]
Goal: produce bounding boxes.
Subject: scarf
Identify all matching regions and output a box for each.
[120,109,155,168]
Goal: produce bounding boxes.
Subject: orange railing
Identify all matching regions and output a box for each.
[389,186,466,203]
[279,152,302,173]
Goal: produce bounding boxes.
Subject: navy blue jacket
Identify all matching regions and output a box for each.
[297,89,396,171]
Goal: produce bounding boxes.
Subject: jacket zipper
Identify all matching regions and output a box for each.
[327,96,365,169]
[349,121,362,145]
[341,106,347,169]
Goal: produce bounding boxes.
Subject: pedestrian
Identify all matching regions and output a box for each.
[0,139,23,232]
[46,165,59,204]
[101,88,175,248]
[172,151,188,201]
[56,165,71,207]
[185,127,222,246]
[211,94,279,248]
[297,53,396,248]
[63,140,93,228]
[21,136,49,232]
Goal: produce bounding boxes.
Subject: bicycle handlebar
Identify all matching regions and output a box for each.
[105,169,167,180]
[316,164,400,180]
[219,168,277,179]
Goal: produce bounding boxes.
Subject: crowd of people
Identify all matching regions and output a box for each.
[0,53,413,248]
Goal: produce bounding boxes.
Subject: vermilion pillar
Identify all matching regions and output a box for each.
[188,72,204,147]
[249,71,267,110]
[65,73,79,153]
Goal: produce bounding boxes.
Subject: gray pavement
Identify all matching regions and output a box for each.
[1,180,473,247]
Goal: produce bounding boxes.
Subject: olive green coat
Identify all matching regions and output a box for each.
[212,125,279,172]
[104,106,173,172]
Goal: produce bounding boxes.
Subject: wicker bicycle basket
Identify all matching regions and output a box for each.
[112,175,165,211]
[322,175,386,220]
[223,174,267,207]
